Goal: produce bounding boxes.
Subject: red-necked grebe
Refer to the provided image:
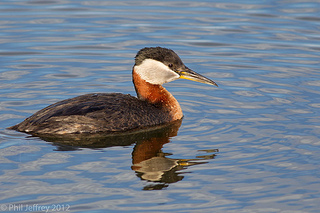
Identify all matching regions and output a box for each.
[9,47,218,134]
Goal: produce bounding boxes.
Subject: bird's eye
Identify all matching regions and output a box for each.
[168,64,173,68]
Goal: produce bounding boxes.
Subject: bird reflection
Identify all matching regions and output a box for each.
[33,119,218,190]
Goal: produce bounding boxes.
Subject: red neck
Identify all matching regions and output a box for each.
[132,68,183,120]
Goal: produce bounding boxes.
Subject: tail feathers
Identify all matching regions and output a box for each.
[7,124,19,130]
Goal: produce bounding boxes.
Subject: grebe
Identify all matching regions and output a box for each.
[9,47,218,134]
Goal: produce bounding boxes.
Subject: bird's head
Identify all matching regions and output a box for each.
[133,47,218,87]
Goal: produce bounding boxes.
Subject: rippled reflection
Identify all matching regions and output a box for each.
[33,119,217,190]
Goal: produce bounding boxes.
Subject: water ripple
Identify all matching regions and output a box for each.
[0,0,320,212]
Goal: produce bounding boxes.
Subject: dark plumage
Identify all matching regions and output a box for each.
[9,93,173,134]
[135,47,185,69]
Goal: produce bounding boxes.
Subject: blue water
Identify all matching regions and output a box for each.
[1,0,320,212]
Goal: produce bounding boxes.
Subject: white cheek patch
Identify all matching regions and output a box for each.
[134,59,180,85]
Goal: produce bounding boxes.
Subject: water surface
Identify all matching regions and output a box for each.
[1,0,320,212]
